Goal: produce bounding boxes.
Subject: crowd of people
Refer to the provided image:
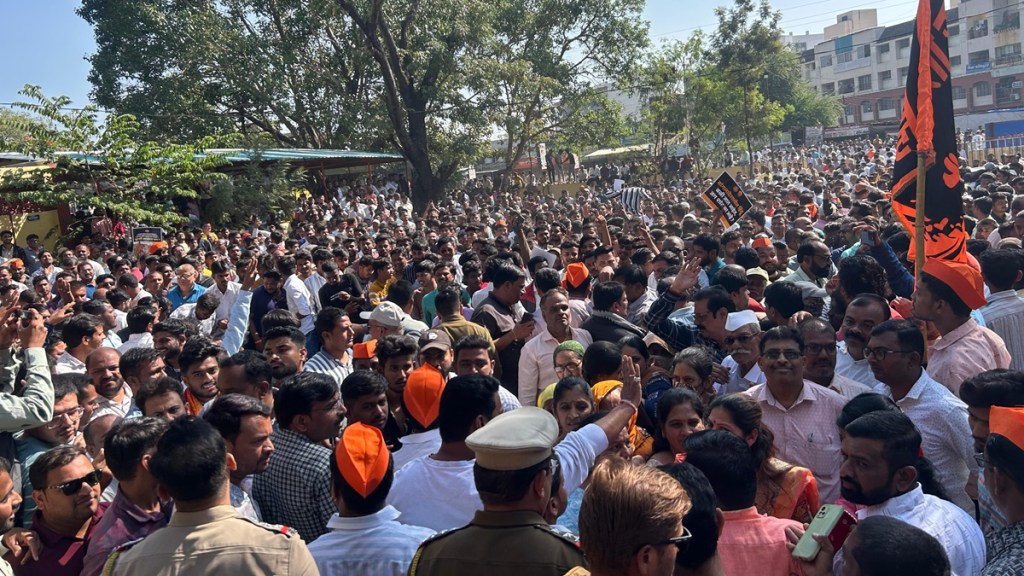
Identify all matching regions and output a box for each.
[0,137,1022,576]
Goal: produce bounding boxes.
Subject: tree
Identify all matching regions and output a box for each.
[473,0,647,182]
[0,86,230,232]
[79,0,385,148]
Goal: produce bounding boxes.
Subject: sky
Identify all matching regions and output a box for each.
[0,0,925,109]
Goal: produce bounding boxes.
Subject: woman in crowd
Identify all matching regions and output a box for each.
[537,341,586,411]
[551,376,595,440]
[647,387,705,466]
[669,347,717,406]
[707,392,820,523]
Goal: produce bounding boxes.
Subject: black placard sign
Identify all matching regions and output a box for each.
[701,171,753,227]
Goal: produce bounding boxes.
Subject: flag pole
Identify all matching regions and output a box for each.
[915,152,927,281]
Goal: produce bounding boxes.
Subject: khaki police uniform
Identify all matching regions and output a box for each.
[103,505,317,576]
[409,406,587,576]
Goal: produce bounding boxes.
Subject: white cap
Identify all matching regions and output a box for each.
[725,310,759,332]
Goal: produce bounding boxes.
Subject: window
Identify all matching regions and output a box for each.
[994,12,1020,33]
[898,67,909,86]
[843,104,854,116]
[878,98,896,111]
[857,45,872,59]
[897,38,911,58]
[878,70,893,89]
[820,54,833,67]
[822,82,835,95]
[861,101,873,113]
[879,44,890,54]
[975,82,992,97]
[951,55,962,66]
[949,24,960,36]
[858,74,872,91]
[837,50,853,64]
[995,43,1022,65]
[996,77,1021,104]
[969,50,991,65]
[952,85,967,100]
[838,79,855,95]
[969,20,989,39]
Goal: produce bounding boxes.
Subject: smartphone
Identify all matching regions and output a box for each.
[860,231,875,247]
[792,504,857,561]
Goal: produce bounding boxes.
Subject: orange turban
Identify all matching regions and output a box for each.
[751,237,772,249]
[563,262,590,290]
[403,365,445,428]
[353,340,377,360]
[921,259,986,310]
[335,423,391,498]
[990,406,1024,452]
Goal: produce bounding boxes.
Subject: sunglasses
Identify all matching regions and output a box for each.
[46,469,101,496]
[635,526,693,555]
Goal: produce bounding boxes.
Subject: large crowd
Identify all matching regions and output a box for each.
[0,137,1023,576]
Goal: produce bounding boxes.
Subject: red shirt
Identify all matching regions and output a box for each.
[8,504,109,576]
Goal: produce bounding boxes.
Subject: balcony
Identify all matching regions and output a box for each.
[995,53,1023,66]
[994,14,1021,33]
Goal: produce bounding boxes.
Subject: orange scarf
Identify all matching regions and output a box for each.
[184,389,205,416]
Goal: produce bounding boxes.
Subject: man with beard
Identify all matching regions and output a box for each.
[15,378,83,528]
[7,446,106,575]
[835,294,889,389]
[0,458,22,574]
[304,307,354,387]
[798,318,873,400]
[179,339,222,416]
[838,411,984,576]
[81,418,171,576]
[752,235,780,278]
[646,257,733,363]
[253,372,346,542]
[691,234,725,287]
[248,270,287,350]
[340,371,391,445]
[86,348,139,420]
[376,335,419,449]
[118,348,167,400]
[744,326,845,504]
[262,326,308,386]
[152,318,189,382]
[204,394,275,522]
[867,320,976,513]
[783,240,832,289]
[719,311,765,394]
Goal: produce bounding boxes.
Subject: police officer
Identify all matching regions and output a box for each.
[409,405,586,575]
[103,417,317,575]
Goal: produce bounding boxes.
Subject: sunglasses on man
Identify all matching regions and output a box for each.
[46,469,101,496]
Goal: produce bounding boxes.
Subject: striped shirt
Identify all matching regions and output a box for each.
[304,350,354,389]
[979,290,1024,373]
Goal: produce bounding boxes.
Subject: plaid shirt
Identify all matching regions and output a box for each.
[252,427,334,542]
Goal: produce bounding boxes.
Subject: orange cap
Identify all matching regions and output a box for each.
[353,340,377,360]
[989,406,1024,452]
[147,241,169,255]
[335,423,391,498]
[751,237,772,249]
[562,262,590,290]
[921,259,986,309]
[6,259,23,269]
[403,365,445,428]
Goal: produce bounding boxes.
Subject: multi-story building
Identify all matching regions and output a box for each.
[801,3,1023,130]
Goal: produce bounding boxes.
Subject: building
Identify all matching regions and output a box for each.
[801,3,1023,131]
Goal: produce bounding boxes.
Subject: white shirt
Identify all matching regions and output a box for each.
[307,506,435,576]
[517,327,593,407]
[211,281,241,323]
[118,332,153,355]
[855,486,985,576]
[834,341,880,388]
[92,384,139,420]
[388,422,607,532]
[54,351,86,375]
[393,429,441,472]
[874,369,976,514]
[283,274,315,334]
[719,355,766,394]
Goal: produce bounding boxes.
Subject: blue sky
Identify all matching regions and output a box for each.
[1,0,923,108]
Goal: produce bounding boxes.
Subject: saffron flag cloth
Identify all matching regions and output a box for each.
[603,186,648,215]
[890,0,968,263]
[701,171,753,227]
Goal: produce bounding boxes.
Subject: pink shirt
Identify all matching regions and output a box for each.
[746,381,846,504]
[718,507,805,576]
[928,318,1011,395]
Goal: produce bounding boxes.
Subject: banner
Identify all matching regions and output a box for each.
[132,227,164,256]
[538,143,547,171]
[890,0,968,263]
[701,171,753,227]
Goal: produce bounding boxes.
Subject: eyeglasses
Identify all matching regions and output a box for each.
[635,526,693,555]
[46,406,84,429]
[46,469,101,496]
[863,348,915,361]
[804,343,836,356]
[723,333,757,346]
[762,349,802,360]
[554,361,582,375]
